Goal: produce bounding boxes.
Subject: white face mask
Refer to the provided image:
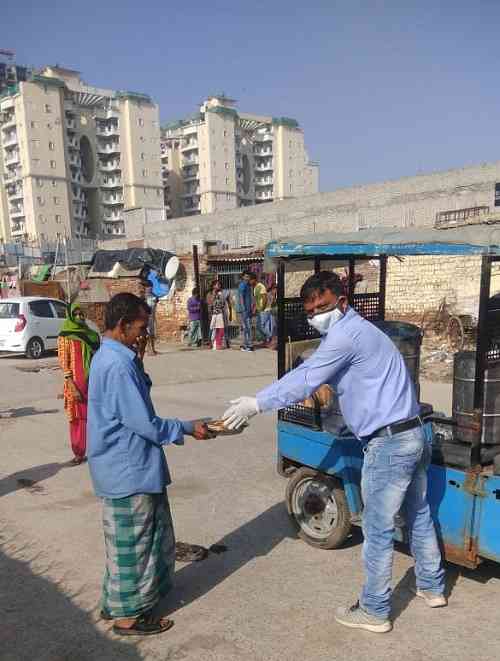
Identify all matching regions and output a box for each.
[307,307,344,335]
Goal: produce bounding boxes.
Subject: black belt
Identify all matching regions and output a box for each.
[363,416,422,443]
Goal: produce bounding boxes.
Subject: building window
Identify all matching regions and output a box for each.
[47,123,52,130]
[289,170,293,177]
[30,120,37,129]
[137,118,144,127]
[37,196,44,206]
[223,129,227,137]
[225,177,229,185]
[36,178,43,187]
[31,139,40,150]
[44,104,51,113]
[50,160,56,169]
[52,180,57,187]
[54,196,60,205]
[289,184,293,193]
[143,187,148,195]
[495,183,500,207]
[49,141,55,151]
[140,152,145,160]
[225,162,229,170]
[55,214,62,223]
[38,214,46,224]
[226,193,231,200]
[142,169,149,177]
[32,158,40,167]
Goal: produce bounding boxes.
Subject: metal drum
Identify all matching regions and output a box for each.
[453,351,500,445]
[373,321,422,399]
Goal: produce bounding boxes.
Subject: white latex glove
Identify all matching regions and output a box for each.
[222,396,260,430]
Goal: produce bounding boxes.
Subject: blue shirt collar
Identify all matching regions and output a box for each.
[102,336,136,361]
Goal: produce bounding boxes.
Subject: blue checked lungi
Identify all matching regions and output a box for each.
[101,492,175,618]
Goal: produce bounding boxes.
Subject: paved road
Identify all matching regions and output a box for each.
[0,346,498,661]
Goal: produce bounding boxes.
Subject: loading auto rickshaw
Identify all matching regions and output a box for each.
[266,226,500,569]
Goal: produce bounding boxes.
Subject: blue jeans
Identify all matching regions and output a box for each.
[241,314,253,348]
[360,426,445,619]
[256,310,272,341]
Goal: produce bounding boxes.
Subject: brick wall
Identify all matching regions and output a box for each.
[79,256,204,342]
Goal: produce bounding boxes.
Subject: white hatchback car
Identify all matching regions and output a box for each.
[0,296,69,358]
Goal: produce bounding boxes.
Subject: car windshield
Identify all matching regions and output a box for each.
[0,302,19,318]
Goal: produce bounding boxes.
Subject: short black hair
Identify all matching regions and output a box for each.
[300,271,344,302]
[105,293,150,330]
[192,287,199,296]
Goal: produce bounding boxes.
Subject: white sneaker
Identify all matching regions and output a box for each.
[335,602,392,633]
[414,588,447,608]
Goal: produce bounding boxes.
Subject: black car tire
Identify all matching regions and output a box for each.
[26,337,45,359]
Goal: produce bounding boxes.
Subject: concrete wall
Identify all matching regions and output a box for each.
[123,160,500,254]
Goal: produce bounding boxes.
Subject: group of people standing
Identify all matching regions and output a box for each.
[186,270,277,351]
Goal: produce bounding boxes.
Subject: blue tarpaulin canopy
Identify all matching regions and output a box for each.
[265,226,500,261]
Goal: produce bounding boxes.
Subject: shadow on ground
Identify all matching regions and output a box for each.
[166,501,296,614]
[0,462,67,498]
[0,543,141,661]
[0,407,59,419]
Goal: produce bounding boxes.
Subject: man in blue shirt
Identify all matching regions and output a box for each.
[223,271,445,633]
[88,293,211,637]
[238,271,254,351]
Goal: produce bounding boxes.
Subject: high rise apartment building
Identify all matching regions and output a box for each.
[0,65,163,242]
[161,96,319,218]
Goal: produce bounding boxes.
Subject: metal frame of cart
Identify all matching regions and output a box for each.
[265,225,500,569]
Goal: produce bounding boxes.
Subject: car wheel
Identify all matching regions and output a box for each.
[26,337,45,359]
[285,467,351,549]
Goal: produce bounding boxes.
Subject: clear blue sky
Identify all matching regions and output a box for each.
[3,0,500,191]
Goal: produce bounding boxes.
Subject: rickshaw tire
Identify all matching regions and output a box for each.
[285,467,351,550]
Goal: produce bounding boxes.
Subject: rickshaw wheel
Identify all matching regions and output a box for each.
[447,316,465,352]
[285,467,351,549]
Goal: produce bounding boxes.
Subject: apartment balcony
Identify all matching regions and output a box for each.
[255,176,274,186]
[97,123,119,137]
[101,177,122,188]
[255,162,273,172]
[99,159,121,172]
[256,191,273,201]
[6,184,23,200]
[70,169,82,184]
[254,133,273,143]
[10,206,25,219]
[3,167,21,182]
[183,171,199,183]
[181,141,198,152]
[3,131,17,147]
[66,116,76,130]
[11,221,26,236]
[1,112,16,129]
[72,186,85,201]
[4,150,20,165]
[67,135,80,149]
[183,196,201,212]
[69,152,81,166]
[101,194,123,205]
[254,147,272,156]
[182,157,199,167]
[103,209,124,222]
[97,141,120,155]
[182,187,200,197]
[75,221,90,237]
[73,202,87,219]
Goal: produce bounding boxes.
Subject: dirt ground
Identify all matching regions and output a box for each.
[1,345,499,661]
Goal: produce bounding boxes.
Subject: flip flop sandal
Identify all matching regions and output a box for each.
[175,542,209,563]
[113,614,174,637]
